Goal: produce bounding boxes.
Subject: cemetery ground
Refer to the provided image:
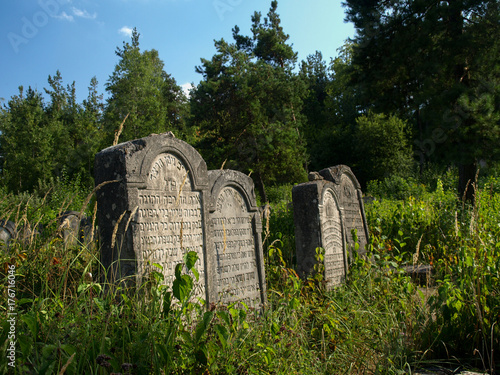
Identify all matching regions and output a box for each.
[0,171,499,374]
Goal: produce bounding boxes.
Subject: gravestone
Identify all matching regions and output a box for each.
[58,211,81,247]
[80,216,96,252]
[95,133,215,303]
[292,180,347,288]
[0,220,16,250]
[208,170,266,306]
[319,165,370,257]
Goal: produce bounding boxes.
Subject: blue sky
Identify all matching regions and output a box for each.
[1,0,354,104]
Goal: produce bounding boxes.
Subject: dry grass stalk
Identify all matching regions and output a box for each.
[413,233,423,267]
[123,206,139,235]
[58,352,76,375]
[89,200,98,244]
[175,171,189,206]
[78,179,121,220]
[119,206,139,250]
[262,203,271,247]
[220,159,227,170]
[113,113,129,146]
[111,210,127,249]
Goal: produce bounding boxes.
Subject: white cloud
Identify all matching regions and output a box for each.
[72,7,97,20]
[54,11,74,21]
[119,26,134,38]
[180,83,192,98]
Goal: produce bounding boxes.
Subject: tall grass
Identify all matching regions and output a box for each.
[0,176,498,374]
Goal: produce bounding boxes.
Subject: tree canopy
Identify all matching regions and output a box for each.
[1,0,499,201]
[343,0,500,200]
[190,1,308,201]
[104,28,188,146]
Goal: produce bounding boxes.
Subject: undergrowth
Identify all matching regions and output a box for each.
[0,176,498,374]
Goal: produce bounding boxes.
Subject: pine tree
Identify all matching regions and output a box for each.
[0,87,54,192]
[191,1,308,201]
[343,0,500,201]
[103,28,187,147]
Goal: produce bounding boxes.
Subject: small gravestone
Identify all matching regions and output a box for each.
[319,165,370,257]
[208,170,266,306]
[95,133,215,303]
[0,220,16,250]
[292,180,347,288]
[58,211,81,247]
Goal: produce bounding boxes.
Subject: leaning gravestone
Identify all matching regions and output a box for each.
[208,170,266,306]
[94,133,215,303]
[318,165,370,257]
[292,178,347,289]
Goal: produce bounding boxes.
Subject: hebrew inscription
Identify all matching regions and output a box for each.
[340,174,367,254]
[137,153,205,296]
[212,186,260,304]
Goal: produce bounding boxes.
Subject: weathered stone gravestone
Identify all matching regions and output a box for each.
[95,133,215,303]
[57,212,96,251]
[0,220,16,251]
[292,179,347,288]
[58,211,81,247]
[95,133,267,307]
[318,165,370,257]
[208,170,266,307]
[0,220,41,250]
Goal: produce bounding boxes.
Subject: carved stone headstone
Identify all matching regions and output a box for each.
[58,211,81,247]
[0,220,16,250]
[94,133,214,303]
[208,170,266,306]
[319,165,370,257]
[292,180,347,288]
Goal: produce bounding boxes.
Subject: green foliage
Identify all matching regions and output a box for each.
[191,2,308,201]
[367,175,427,201]
[354,111,414,184]
[2,178,500,373]
[0,87,56,192]
[0,73,102,193]
[424,187,500,365]
[366,181,457,262]
[344,0,500,199]
[300,42,360,171]
[104,28,189,147]
[365,181,500,370]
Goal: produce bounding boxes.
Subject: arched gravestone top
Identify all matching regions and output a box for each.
[207,170,266,306]
[292,180,347,289]
[318,165,370,257]
[95,133,215,303]
[96,132,209,189]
